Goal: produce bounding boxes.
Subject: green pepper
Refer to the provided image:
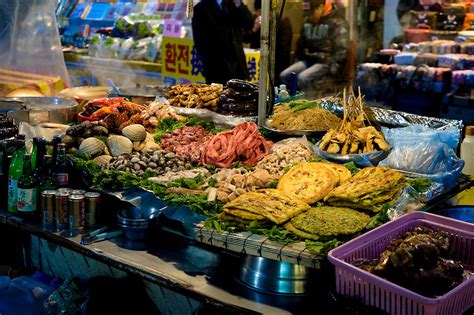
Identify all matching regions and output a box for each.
[291,101,318,112]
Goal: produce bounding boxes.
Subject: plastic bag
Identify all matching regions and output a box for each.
[0,0,69,91]
[379,125,464,190]
[382,125,461,149]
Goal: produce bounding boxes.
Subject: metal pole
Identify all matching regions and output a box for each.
[257,0,271,126]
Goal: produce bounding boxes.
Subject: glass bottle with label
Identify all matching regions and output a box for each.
[53,143,70,188]
[7,140,25,213]
[17,154,38,221]
[0,140,9,210]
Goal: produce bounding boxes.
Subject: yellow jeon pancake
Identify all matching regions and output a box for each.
[318,162,352,185]
[277,162,337,204]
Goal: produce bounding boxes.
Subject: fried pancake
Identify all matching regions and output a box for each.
[284,206,371,239]
[324,167,405,212]
[277,162,337,204]
[318,162,352,184]
[224,189,310,224]
[217,212,272,226]
[222,208,266,221]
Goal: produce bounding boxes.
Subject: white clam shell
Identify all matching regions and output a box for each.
[77,137,105,156]
[108,135,133,157]
[122,124,146,141]
[93,155,113,166]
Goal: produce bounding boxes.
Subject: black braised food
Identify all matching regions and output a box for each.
[353,226,466,297]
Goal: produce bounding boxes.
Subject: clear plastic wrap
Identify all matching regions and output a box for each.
[0,0,69,85]
[379,125,464,190]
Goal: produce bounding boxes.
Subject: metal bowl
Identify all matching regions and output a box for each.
[118,223,149,241]
[433,206,474,223]
[237,256,316,295]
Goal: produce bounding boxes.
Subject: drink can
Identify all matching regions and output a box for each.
[40,190,56,226]
[57,188,73,194]
[54,191,70,229]
[70,189,86,195]
[84,192,100,228]
[68,194,85,230]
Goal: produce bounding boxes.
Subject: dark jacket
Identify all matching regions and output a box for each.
[192,0,253,84]
[243,16,293,84]
[295,9,349,73]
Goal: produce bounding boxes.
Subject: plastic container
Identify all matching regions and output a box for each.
[328,211,474,315]
[460,126,474,176]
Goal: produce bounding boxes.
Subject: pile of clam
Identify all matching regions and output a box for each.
[107,149,193,177]
[72,124,160,166]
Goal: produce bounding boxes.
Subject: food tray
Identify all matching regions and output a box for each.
[261,119,326,138]
[194,224,325,269]
[328,211,474,315]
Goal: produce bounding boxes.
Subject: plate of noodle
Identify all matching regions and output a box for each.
[263,100,341,137]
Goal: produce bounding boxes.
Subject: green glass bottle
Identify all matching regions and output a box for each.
[39,155,58,191]
[0,140,9,210]
[7,140,25,213]
[17,154,38,221]
[31,137,39,170]
[32,138,46,180]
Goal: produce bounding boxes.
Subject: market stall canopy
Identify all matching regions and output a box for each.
[0,0,69,96]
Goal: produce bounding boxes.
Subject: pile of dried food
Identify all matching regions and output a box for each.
[268,99,341,131]
[165,84,222,109]
[353,226,468,297]
[318,89,389,154]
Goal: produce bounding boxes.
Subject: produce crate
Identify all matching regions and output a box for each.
[328,211,474,315]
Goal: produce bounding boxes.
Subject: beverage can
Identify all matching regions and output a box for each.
[41,190,56,226]
[57,188,73,194]
[70,189,86,195]
[68,194,85,230]
[84,192,100,228]
[54,191,70,229]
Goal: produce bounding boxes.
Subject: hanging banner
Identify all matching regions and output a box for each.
[162,37,260,84]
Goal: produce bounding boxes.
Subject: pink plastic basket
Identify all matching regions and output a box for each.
[328,211,474,315]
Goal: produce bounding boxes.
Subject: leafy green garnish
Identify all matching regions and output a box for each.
[408,177,432,193]
[231,162,254,171]
[164,193,223,216]
[93,170,140,190]
[152,118,187,141]
[309,157,327,163]
[167,174,206,190]
[343,161,360,176]
[248,222,299,242]
[283,162,300,173]
[94,135,109,143]
[305,239,343,255]
[186,116,222,134]
[71,156,101,175]
[266,180,278,189]
[208,177,218,187]
[365,203,390,230]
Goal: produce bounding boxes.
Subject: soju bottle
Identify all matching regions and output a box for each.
[32,138,46,180]
[39,155,58,191]
[17,154,38,221]
[53,143,70,188]
[0,140,9,210]
[7,140,25,213]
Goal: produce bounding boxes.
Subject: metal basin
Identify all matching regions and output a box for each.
[237,256,315,295]
[433,206,474,223]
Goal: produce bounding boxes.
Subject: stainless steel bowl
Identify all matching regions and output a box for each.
[0,97,77,124]
[237,256,316,295]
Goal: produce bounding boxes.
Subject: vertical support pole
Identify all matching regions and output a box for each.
[258,0,271,126]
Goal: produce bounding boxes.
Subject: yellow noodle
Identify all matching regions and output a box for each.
[269,107,341,131]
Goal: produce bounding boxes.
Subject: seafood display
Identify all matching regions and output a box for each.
[318,89,389,154]
[165,84,222,109]
[200,122,272,168]
[353,226,466,298]
[206,168,276,203]
[107,149,192,177]
[160,126,213,163]
[255,139,316,177]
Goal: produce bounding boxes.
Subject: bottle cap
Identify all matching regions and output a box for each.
[279,84,287,90]
[466,126,474,136]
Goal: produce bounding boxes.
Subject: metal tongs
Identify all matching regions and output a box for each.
[80,226,123,245]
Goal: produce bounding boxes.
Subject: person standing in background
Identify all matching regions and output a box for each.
[279,0,349,89]
[192,0,253,84]
[243,0,293,85]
